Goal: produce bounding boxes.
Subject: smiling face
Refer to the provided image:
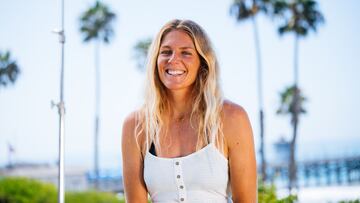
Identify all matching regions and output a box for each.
[157,30,201,93]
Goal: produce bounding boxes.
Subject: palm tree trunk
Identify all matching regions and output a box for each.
[94,38,101,190]
[251,15,266,182]
[289,116,298,192]
[294,34,299,86]
[289,33,300,192]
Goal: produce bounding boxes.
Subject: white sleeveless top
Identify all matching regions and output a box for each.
[144,142,232,203]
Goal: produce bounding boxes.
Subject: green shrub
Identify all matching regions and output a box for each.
[0,177,124,203]
[258,182,297,203]
[66,191,123,203]
[0,177,57,203]
[339,200,360,203]
[0,177,300,203]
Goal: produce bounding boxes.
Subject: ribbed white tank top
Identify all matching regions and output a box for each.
[144,142,232,203]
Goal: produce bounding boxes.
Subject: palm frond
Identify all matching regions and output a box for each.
[230,0,272,22]
[79,1,116,43]
[0,51,20,87]
[275,0,324,36]
[133,38,152,71]
[277,85,307,124]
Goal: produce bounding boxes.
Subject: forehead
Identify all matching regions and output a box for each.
[160,30,195,48]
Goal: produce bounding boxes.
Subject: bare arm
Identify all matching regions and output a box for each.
[223,102,257,203]
[121,112,148,202]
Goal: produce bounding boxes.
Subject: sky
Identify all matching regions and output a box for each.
[1,0,360,170]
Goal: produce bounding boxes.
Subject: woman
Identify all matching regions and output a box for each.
[122,19,257,203]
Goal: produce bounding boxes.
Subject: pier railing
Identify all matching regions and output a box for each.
[265,155,360,188]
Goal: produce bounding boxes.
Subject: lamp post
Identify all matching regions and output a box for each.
[52,0,66,202]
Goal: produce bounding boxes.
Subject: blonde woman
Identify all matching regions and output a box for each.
[122,19,257,203]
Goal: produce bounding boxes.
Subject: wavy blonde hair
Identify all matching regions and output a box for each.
[136,19,224,156]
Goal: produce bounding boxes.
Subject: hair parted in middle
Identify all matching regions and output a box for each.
[136,19,224,156]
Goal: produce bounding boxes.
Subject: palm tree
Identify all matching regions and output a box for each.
[0,51,20,89]
[230,0,271,182]
[79,1,116,189]
[133,37,152,71]
[276,85,306,190]
[272,0,324,191]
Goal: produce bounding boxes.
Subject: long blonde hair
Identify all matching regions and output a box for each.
[136,19,224,156]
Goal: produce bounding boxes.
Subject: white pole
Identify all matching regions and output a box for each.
[52,0,66,202]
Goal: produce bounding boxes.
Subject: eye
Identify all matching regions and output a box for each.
[160,50,172,55]
[182,51,192,56]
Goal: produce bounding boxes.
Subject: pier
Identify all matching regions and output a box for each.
[266,155,360,188]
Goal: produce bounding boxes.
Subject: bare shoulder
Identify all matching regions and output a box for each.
[123,111,138,136]
[222,100,253,148]
[122,110,138,133]
[122,110,143,149]
[222,100,248,119]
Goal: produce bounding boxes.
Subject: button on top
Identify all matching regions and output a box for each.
[175,161,179,165]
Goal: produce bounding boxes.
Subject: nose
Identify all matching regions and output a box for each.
[168,52,180,63]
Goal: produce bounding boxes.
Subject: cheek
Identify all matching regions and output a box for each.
[156,61,165,82]
[188,60,201,73]
[157,57,166,70]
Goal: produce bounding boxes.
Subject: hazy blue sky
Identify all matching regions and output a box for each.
[1,0,359,170]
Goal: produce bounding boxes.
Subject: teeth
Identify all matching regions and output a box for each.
[167,69,185,75]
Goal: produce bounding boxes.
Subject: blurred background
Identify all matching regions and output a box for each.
[1,0,359,202]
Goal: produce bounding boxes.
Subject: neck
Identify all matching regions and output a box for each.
[166,88,193,119]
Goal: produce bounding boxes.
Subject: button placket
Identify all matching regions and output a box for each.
[174,159,186,202]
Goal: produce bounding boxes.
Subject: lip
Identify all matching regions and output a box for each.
[165,68,187,76]
[164,69,187,83]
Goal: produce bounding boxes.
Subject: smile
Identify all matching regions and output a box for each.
[165,69,186,76]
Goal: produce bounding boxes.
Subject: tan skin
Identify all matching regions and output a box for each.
[122,30,257,202]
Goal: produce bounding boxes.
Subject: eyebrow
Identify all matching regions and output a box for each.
[160,45,195,50]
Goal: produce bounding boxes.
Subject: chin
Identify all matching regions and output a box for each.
[164,84,186,90]
[163,82,196,93]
